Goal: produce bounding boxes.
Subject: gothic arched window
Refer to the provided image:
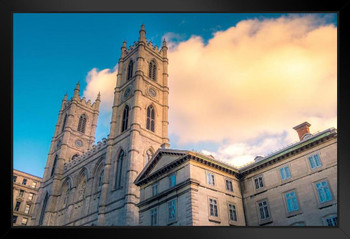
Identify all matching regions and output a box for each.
[51,155,58,177]
[77,114,87,133]
[127,60,133,80]
[146,105,155,132]
[61,114,67,133]
[39,193,49,225]
[122,105,129,132]
[115,150,124,189]
[149,60,156,81]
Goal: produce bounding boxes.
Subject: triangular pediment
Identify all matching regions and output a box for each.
[134,148,189,185]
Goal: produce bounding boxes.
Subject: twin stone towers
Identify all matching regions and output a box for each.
[31,24,171,226]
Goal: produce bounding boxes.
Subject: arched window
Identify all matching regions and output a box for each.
[62,187,70,208]
[146,105,155,132]
[122,105,129,132]
[127,60,133,80]
[77,114,87,133]
[98,170,104,190]
[149,60,156,81]
[61,114,67,133]
[115,150,124,189]
[51,155,58,177]
[39,193,49,225]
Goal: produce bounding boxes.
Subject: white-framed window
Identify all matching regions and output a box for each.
[209,198,219,217]
[206,172,215,186]
[284,190,299,212]
[254,175,264,190]
[228,203,237,221]
[21,217,28,225]
[225,179,233,192]
[169,173,176,188]
[325,215,338,226]
[151,207,158,226]
[315,180,333,203]
[24,204,31,214]
[152,183,158,196]
[280,166,291,180]
[258,200,270,220]
[28,193,34,201]
[168,199,177,221]
[308,153,322,169]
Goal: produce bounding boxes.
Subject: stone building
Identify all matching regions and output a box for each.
[30,25,337,226]
[135,123,337,226]
[13,169,42,226]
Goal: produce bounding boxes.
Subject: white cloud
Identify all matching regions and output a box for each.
[166,15,337,155]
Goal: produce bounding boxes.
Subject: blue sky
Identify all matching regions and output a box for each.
[13,13,337,178]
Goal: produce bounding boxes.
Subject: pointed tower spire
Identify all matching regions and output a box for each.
[139,23,146,43]
[73,82,80,100]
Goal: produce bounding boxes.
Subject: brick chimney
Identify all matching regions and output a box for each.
[293,122,311,141]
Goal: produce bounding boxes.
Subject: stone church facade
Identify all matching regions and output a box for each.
[30,25,337,226]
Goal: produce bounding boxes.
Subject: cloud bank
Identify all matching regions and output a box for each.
[166,15,336,167]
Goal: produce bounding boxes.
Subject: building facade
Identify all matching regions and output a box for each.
[13,169,42,226]
[29,25,337,227]
[135,123,337,226]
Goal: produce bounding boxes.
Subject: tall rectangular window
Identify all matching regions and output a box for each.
[151,207,158,226]
[18,190,24,197]
[316,181,333,203]
[325,216,337,226]
[280,166,291,180]
[254,176,264,190]
[284,191,299,212]
[152,183,158,196]
[225,180,233,192]
[22,178,27,185]
[24,204,31,214]
[168,199,176,221]
[258,200,270,220]
[32,182,37,188]
[169,173,176,188]
[14,201,21,211]
[228,203,237,221]
[209,198,218,217]
[28,193,34,201]
[13,176,17,182]
[206,172,215,186]
[308,153,322,169]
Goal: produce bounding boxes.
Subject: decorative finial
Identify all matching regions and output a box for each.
[139,23,146,42]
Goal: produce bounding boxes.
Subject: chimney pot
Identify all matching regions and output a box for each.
[293,122,311,141]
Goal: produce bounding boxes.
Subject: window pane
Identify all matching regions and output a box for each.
[309,157,316,169]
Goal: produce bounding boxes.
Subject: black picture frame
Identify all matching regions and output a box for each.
[2,0,350,238]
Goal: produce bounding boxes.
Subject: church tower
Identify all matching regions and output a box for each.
[32,85,100,225]
[97,24,169,225]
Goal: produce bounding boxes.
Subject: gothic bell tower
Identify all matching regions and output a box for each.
[33,84,100,225]
[98,24,169,225]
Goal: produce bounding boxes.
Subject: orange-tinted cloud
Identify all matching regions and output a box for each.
[167,15,337,151]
